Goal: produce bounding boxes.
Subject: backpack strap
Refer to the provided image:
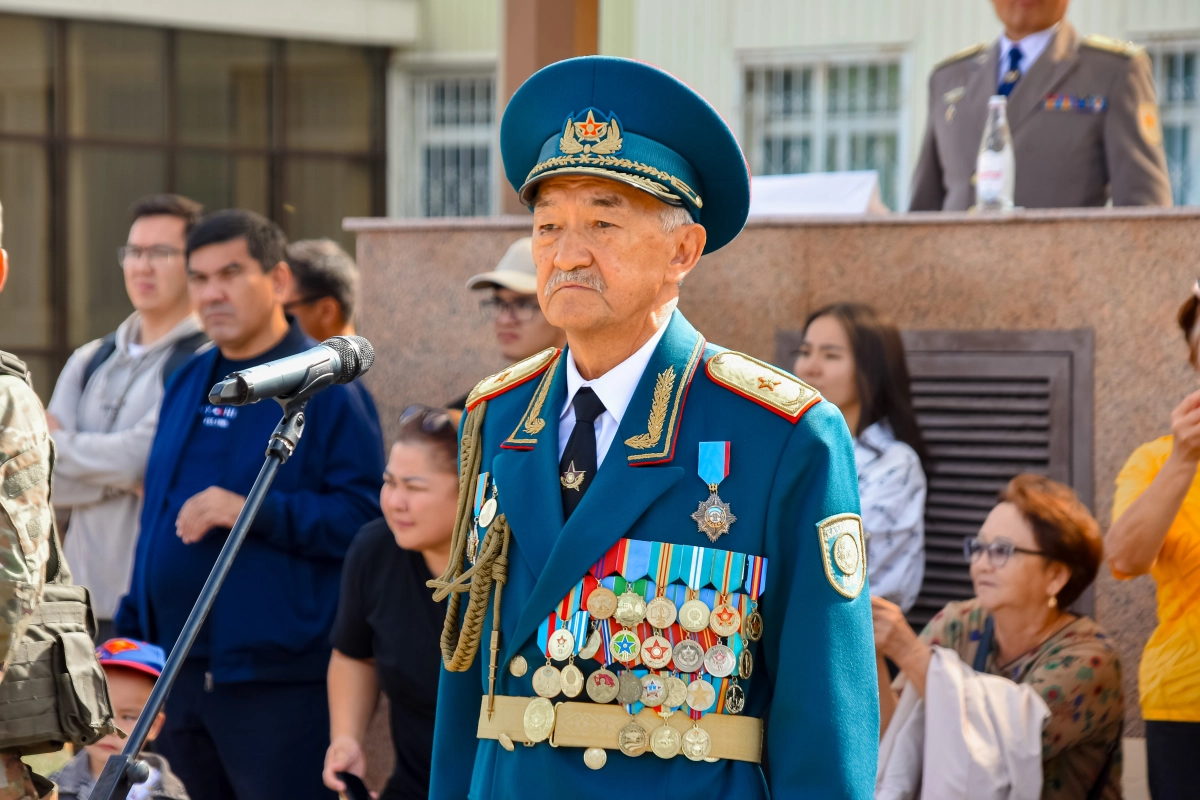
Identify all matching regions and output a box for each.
[0,350,32,387]
[161,330,209,387]
[81,333,118,389]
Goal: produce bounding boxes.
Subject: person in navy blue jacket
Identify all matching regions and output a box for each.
[114,209,384,800]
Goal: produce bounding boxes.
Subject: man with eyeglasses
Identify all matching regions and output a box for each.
[457,237,566,405]
[283,238,360,342]
[46,193,209,642]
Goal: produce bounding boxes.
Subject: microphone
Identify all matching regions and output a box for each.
[208,335,375,406]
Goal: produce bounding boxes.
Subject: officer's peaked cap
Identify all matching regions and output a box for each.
[501,56,750,254]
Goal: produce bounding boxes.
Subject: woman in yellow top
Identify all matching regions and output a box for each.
[1107,284,1200,800]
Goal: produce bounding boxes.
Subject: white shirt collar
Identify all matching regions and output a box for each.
[561,321,670,426]
[998,22,1059,83]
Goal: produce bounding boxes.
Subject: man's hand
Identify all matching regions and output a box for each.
[1169,388,1200,465]
[176,487,245,544]
[323,735,371,795]
[45,411,62,432]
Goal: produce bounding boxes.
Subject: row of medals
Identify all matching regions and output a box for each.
[515,584,764,762]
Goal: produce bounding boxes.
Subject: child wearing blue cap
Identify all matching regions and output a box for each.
[51,639,189,800]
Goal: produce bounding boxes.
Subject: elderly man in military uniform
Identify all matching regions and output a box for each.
[427,57,877,799]
[0,205,57,797]
[910,0,1172,210]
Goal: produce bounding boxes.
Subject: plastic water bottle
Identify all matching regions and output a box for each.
[976,95,1015,211]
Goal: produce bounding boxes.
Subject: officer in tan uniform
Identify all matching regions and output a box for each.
[0,199,58,798]
[910,0,1172,211]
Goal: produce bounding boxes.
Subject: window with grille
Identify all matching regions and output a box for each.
[1147,42,1199,206]
[775,329,1094,629]
[742,57,906,209]
[414,75,494,217]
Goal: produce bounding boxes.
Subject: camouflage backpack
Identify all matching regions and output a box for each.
[0,350,118,754]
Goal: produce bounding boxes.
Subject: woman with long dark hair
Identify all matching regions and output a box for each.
[794,302,928,612]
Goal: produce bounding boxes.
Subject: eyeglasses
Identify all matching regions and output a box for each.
[963,536,1045,568]
[284,295,328,314]
[118,245,182,270]
[480,296,540,322]
[399,404,456,435]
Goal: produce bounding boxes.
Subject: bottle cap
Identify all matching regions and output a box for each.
[988,95,1008,106]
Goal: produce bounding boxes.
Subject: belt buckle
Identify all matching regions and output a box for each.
[522,697,557,745]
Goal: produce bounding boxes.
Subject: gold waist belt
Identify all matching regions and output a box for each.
[476,696,763,764]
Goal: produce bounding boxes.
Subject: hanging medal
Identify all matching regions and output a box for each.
[533,614,564,698]
[468,472,489,565]
[691,442,736,543]
[586,621,621,704]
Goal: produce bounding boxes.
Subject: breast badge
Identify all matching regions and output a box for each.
[817,513,866,599]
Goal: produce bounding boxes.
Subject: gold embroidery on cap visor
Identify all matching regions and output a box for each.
[817,513,866,599]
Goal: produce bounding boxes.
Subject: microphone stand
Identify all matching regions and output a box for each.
[94,384,325,799]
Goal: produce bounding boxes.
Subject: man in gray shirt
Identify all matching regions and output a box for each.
[47,194,208,640]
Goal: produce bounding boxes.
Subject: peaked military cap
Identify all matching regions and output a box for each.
[500,56,750,253]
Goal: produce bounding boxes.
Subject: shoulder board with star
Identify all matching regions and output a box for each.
[705,351,821,423]
[1081,34,1143,58]
[934,41,988,70]
[466,347,560,410]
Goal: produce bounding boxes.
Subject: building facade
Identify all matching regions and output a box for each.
[0,0,409,394]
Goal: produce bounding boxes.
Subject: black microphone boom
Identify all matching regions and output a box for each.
[208,335,375,406]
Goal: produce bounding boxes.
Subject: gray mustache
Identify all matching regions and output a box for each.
[544,268,606,298]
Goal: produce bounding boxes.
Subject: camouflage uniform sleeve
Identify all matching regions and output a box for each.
[0,374,53,678]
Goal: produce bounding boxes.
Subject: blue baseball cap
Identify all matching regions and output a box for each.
[95,638,166,679]
[500,56,750,254]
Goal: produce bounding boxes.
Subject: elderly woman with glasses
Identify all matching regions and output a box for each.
[873,474,1122,800]
[323,405,461,799]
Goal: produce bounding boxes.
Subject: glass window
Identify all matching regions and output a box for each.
[0,142,51,348]
[1148,42,1200,206]
[177,152,269,215]
[0,15,384,399]
[68,22,165,140]
[743,57,905,209]
[283,157,371,251]
[0,15,51,134]
[67,147,166,345]
[285,42,373,153]
[177,32,271,148]
[414,75,494,216]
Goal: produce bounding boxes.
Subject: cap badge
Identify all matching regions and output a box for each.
[559,109,624,156]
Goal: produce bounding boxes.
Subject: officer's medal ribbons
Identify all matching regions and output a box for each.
[692,442,736,542]
[469,473,499,567]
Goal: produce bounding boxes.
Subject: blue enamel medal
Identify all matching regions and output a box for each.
[691,442,736,543]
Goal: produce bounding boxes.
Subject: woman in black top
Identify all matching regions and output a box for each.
[323,405,460,799]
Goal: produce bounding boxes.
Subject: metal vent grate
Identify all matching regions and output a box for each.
[909,375,1054,627]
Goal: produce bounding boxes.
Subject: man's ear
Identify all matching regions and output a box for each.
[0,249,8,294]
[667,224,706,286]
[316,296,343,327]
[271,261,293,298]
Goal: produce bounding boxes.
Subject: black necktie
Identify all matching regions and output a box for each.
[559,387,606,519]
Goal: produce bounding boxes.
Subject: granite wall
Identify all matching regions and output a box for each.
[347,206,1200,735]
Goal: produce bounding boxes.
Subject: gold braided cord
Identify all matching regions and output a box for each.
[427,400,511,674]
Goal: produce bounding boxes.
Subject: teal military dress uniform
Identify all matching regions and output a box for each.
[428,57,878,799]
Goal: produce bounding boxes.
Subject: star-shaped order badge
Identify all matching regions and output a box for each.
[561,461,586,491]
[692,441,736,543]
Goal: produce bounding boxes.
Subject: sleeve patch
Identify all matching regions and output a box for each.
[818,514,866,599]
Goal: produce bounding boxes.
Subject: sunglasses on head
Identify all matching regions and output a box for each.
[399,404,455,434]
